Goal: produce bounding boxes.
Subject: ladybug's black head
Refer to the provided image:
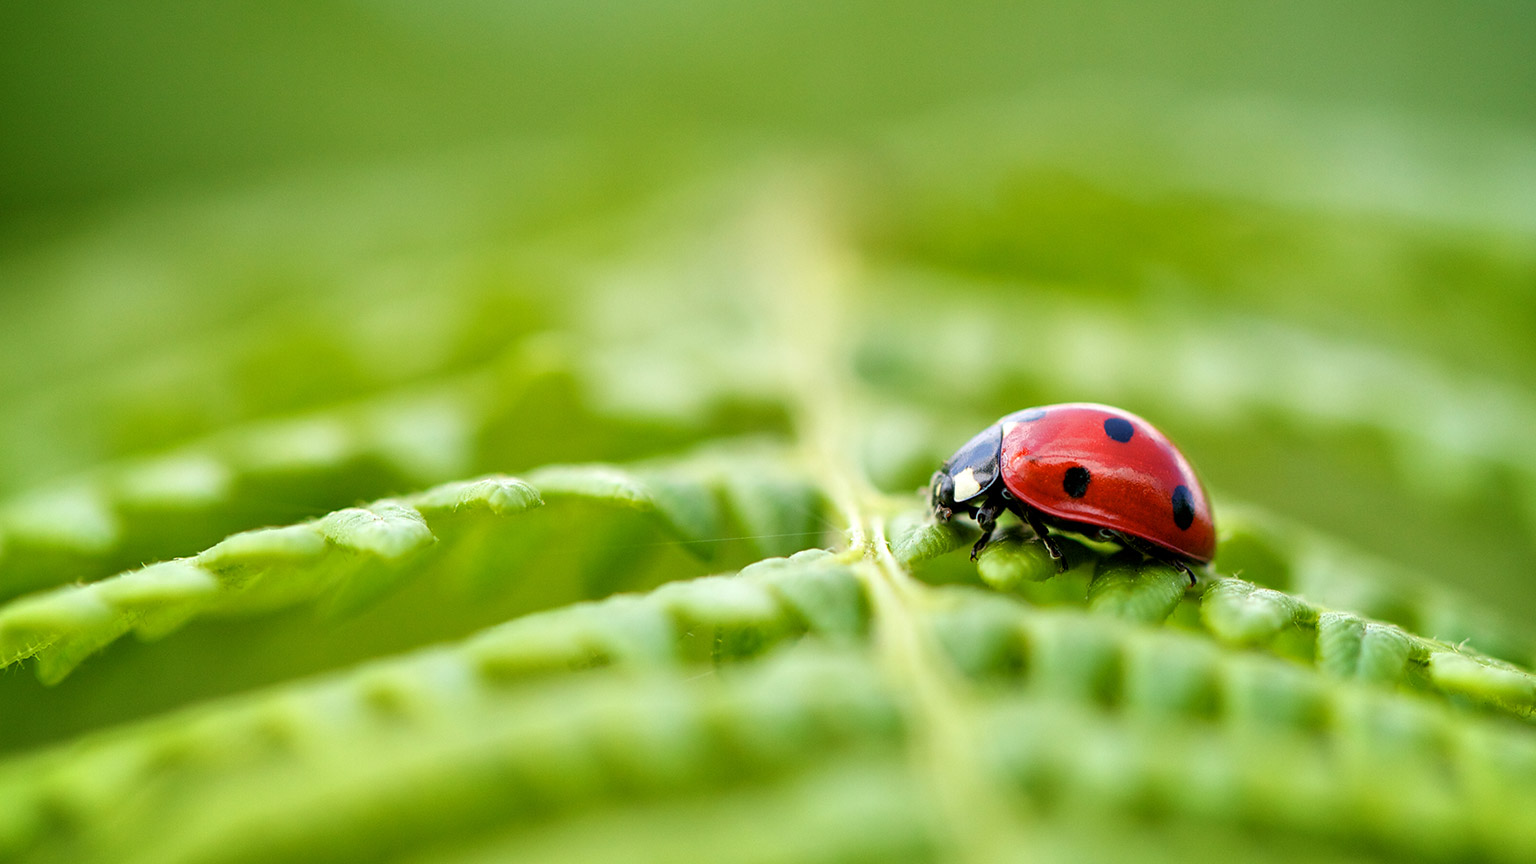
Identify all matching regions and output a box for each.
[931,421,1004,523]
[929,470,957,521]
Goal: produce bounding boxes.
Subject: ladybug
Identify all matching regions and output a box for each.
[929,403,1214,582]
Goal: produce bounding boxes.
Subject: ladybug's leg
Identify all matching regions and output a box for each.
[1114,531,1197,587]
[1169,557,1196,587]
[969,499,1005,561]
[1020,507,1066,572]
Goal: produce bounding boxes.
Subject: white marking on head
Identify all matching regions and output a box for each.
[1001,421,1019,437]
[952,467,982,501]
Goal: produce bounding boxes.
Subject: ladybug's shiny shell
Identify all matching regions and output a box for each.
[999,404,1213,562]
[931,403,1214,565]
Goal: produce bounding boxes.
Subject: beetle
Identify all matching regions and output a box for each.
[929,403,1214,582]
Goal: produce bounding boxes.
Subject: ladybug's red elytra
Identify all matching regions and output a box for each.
[929,403,1214,582]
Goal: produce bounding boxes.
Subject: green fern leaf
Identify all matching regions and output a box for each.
[1,76,1535,864]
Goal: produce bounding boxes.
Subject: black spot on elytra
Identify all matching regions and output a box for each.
[1172,485,1195,530]
[1020,407,1046,421]
[1103,416,1134,443]
[1063,465,1090,498]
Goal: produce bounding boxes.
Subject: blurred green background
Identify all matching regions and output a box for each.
[5,1,1536,230]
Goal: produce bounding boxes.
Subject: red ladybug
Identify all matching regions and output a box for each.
[929,403,1214,581]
